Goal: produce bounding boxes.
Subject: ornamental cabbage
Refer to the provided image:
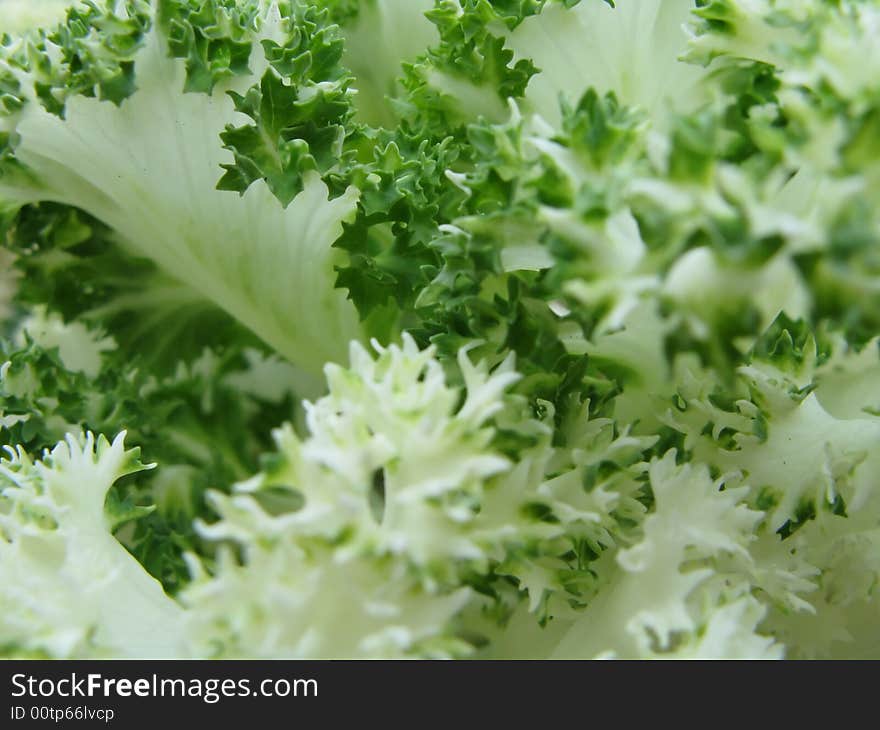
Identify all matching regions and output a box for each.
[1,0,879,659]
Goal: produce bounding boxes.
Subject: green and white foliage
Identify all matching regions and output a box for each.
[1,0,879,658]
